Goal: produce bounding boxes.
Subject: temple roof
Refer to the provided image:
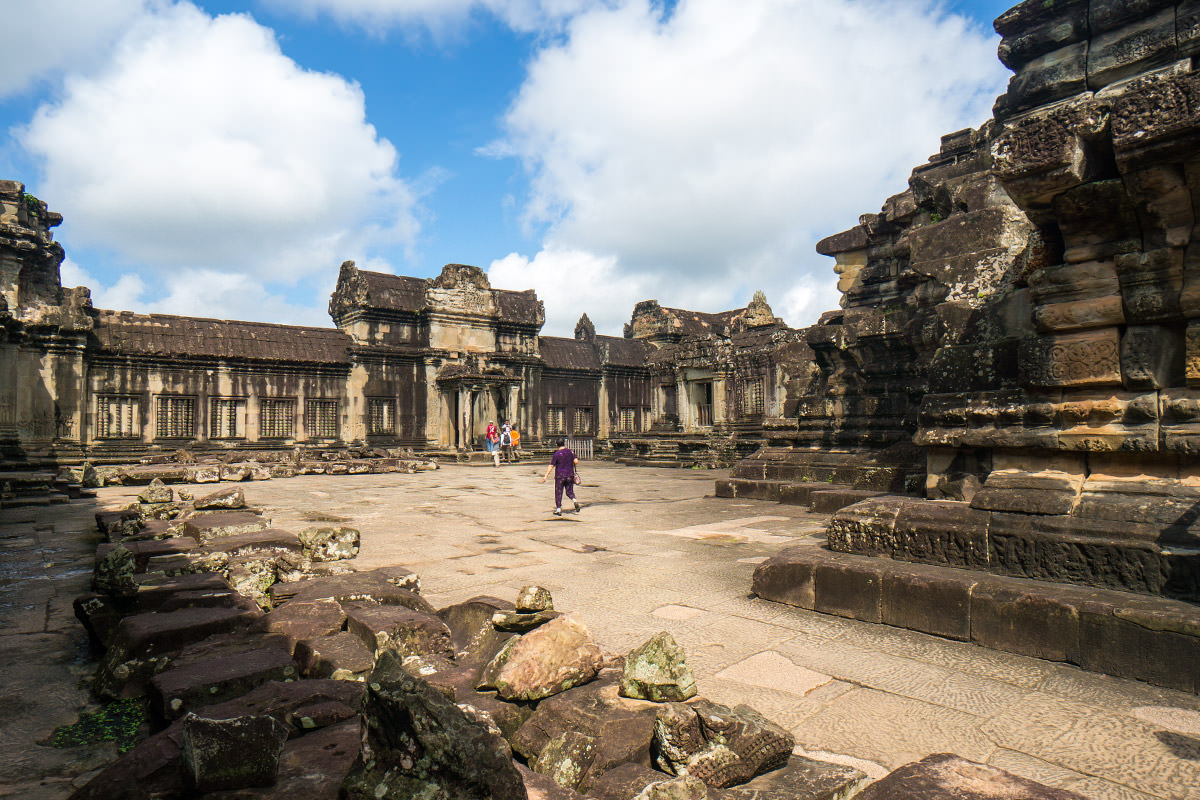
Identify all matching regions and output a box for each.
[92,310,352,364]
[539,336,602,370]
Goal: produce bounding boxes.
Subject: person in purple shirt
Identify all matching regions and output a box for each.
[541,438,580,516]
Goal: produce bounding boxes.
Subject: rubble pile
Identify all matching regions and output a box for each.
[62,447,439,489]
[67,500,1093,800]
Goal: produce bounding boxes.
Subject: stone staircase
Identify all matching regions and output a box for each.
[715,446,923,514]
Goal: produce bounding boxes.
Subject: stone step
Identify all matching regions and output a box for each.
[715,478,786,502]
[808,488,883,513]
[752,544,1200,694]
[827,496,1200,602]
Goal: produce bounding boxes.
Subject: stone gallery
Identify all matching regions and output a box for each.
[0,193,798,464]
[4,0,1200,798]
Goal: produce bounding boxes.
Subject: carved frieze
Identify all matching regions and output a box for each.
[1018,329,1122,388]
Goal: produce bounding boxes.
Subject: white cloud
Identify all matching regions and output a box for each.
[267,0,602,34]
[0,0,154,98]
[492,0,1009,332]
[59,258,147,311]
[18,2,419,292]
[146,269,330,326]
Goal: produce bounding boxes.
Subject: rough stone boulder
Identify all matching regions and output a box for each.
[94,604,263,698]
[653,699,794,788]
[486,613,603,702]
[517,762,591,800]
[298,525,360,561]
[635,775,709,800]
[856,754,1091,800]
[342,651,526,800]
[192,486,246,511]
[270,565,423,608]
[533,730,600,791]
[408,658,533,741]
[93,545,136,596]
[620,631,697,702]
[137,478,174,505]
[96,538,196,573]
[343,601,454,658]
[180,712,290,792]
[512,672,658,790]
[516,585,554,612]
[436,595,515,664]
[589,763,678,800]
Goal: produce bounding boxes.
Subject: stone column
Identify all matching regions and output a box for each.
[675,371,688,431]
[457,386,469,450]
[598,372,611,438]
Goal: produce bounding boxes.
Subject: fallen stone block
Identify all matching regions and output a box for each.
[343,652,524,800]
[437,595,515,664]
[96,538,196,573]
[271,566,424,609]
[73,593,124,649]
[653,699,793,788]
[589,763,676,800]
[133,572,237,613]
[344,601,454,658]
[96,508,142,541]
[533,730,599,791]
[295,631,376,680]
[512,671,657,790]
[298,525,360,562]
[260,598,347,652]
[193,486,246,510]
[181,712,290,792]
[518,762,592,800]
[516,585,554,612]
[488,613,603,702]
[150,633,298,721]
[855,753,1090,800]
[94,605,263,698]
[493,608,561,632]
[620,631,697,702]
[183,511,271,544]
[137,478,174,504]
[207,717,362,799]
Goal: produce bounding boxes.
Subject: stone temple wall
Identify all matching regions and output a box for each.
[752,0,1200,693]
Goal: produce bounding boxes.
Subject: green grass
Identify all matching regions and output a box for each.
[47,699,148,754]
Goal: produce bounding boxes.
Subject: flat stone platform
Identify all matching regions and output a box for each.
[3,462,1200,799]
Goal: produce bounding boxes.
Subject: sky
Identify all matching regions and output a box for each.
[0,0,1016,336]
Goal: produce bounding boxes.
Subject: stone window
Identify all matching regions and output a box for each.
[618,407,636,432]
[260,398,296,439]
[305,399,339,439]
[97,395,140,439]
[156,396,195,439]
[546,406,565,435]
[368,398,395,435]
[210,398,246,439]
[740,377,765,416]
[573,407,593,434]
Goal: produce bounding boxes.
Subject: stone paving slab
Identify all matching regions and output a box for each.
[6,462,1200,799]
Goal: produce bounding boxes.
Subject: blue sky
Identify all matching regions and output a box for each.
[0,0,1015,335]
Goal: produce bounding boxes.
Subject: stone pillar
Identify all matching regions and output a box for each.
[598,372,611,438]
[457,386,470,450]
[713,374,728,426]
[508,384,519,429]
[675,371,688,431]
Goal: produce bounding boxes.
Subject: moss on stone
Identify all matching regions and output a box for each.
[46,698,148,754]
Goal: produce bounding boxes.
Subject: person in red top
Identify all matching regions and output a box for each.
[541,438,580,516]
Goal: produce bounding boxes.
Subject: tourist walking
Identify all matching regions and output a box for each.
[500,419,513,462]
[485,420,500,467]
[541,438,580,516]
[510,426,521,462]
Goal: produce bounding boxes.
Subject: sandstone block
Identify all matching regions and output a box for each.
[1018,329,1122,388]
[490,613,603,701]
[295,631,376,680]
[270,565,424,608]
[150,636,298,721]
[182,512,271,544]
[137,478,174,504]
[180,713,289,792]
[436,595,515,663]
[298,525,360,561]
[260,598,346,651]
[343,601,453,658]
[620,631,697,702]
[193,486,246,510]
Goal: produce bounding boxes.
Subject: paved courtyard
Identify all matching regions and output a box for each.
[2,461,1199,799]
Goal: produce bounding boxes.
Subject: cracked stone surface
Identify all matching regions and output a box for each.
[5,462,1200,800]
